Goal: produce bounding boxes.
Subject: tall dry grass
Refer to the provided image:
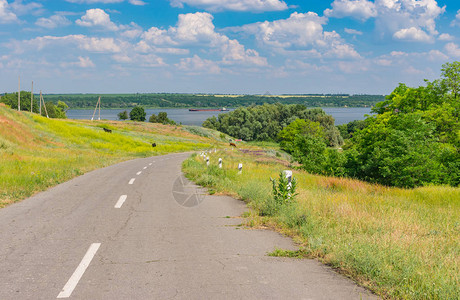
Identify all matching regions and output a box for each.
[183,149,460,299]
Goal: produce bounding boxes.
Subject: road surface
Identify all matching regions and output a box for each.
[0,153,378,299]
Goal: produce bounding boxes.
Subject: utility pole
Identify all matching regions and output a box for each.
[18,76,20,111]
[31,81,34,113]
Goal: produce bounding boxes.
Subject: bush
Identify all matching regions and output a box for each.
[118,110,128,120]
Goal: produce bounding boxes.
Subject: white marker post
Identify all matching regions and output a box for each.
[283,170,293,196]
[238,163,243,175]
[218,158,222,168]
[206,157,210,166]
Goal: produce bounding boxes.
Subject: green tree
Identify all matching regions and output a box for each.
[118,110,128,120]
[129,106,146,121]
[441,61,460,99]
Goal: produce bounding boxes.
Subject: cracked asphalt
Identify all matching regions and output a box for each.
[0,153,378,299]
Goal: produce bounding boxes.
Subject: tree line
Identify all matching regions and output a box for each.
[41,93,384,109]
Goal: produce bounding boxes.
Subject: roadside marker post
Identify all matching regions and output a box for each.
[238,163,243,175]
[218,158,222,168]
[206,157,210,166]
[283,170,293,196]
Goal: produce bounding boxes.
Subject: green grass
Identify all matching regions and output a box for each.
[0,105,217,207]
[183,150,460,300]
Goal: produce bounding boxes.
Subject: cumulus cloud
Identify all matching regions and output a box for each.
[62,56,95,68]
[438,33,454,41]
[176,55,221,74]
[445,42,460,57]
[36,15,71,29]
[12,35,125,53]
[374,0,445,43]
[0,0,18,23]
[67,0,145,4]
[67,0,123,3]
[451,9,460,27]
[324,0,377,21]
[140,12,267,66]
[344,28,363,35]
[240,12,360,59]
[169,0,288,12]
[393,27,432,42]
[76,8,118,30]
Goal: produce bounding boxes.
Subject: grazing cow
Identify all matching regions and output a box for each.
[152,143,157,147]
[229,142,237,147]
[103,128,112,133]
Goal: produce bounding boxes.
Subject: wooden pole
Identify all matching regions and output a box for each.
[39,90,42,115]
[31,81,33,113]
[18,76,20,111]
[40,91,49,118]
[91,96,101,121]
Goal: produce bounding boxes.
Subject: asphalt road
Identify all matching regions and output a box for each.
[0,153,378,299]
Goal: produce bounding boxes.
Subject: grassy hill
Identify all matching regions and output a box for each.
[0,104,220,207]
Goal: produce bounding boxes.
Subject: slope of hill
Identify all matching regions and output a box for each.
[0,104,218,207]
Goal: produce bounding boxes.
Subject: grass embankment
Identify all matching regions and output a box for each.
[0,105,219,207]
[183,149,459,299]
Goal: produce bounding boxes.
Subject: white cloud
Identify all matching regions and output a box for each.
[67,0,145,4]
[374,0,445,43]
[13,35,124,53]
[445,42,460,57]
[241,12,360,59]
[66,0,123,3]
[324,0,377,21]
[36,15,71,29]
[451,9,460,27]
[76,8,118,31]
[62,56,95,68]
[427,50,448,61]
[438,33,454,41]
[77,56,95,67]
[393,27,433,42]
[344,28,363,35]
[169,0,288,12]
[176,55,221,74]
[140,12,267,66]
[0,0,18,23]
[10,0,43,16]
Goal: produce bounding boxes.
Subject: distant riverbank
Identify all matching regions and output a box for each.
[66,107,372,126]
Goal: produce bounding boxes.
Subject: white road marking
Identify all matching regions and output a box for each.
[114,195,128,209]
[136,171,142,175]
[129,178,135,185]
[149,163,152,166]
[143,167,147,170]
[57,243,101,298]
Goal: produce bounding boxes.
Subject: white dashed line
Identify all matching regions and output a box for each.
[129,178,135,185]
[136,171,142,175]
[149,163,152,166]
[114,195,128,208]
[143,167,147,170]
[57,243,101,298]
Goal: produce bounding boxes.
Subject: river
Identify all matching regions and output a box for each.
[66,107,373,126]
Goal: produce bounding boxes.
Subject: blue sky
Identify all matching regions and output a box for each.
[1,0,459,94]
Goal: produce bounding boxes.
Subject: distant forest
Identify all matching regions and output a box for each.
[41,93,385,109]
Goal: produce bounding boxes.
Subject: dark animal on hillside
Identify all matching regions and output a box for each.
[229,142,237,147]
[152,143,157,147]
[103,128,112,133]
